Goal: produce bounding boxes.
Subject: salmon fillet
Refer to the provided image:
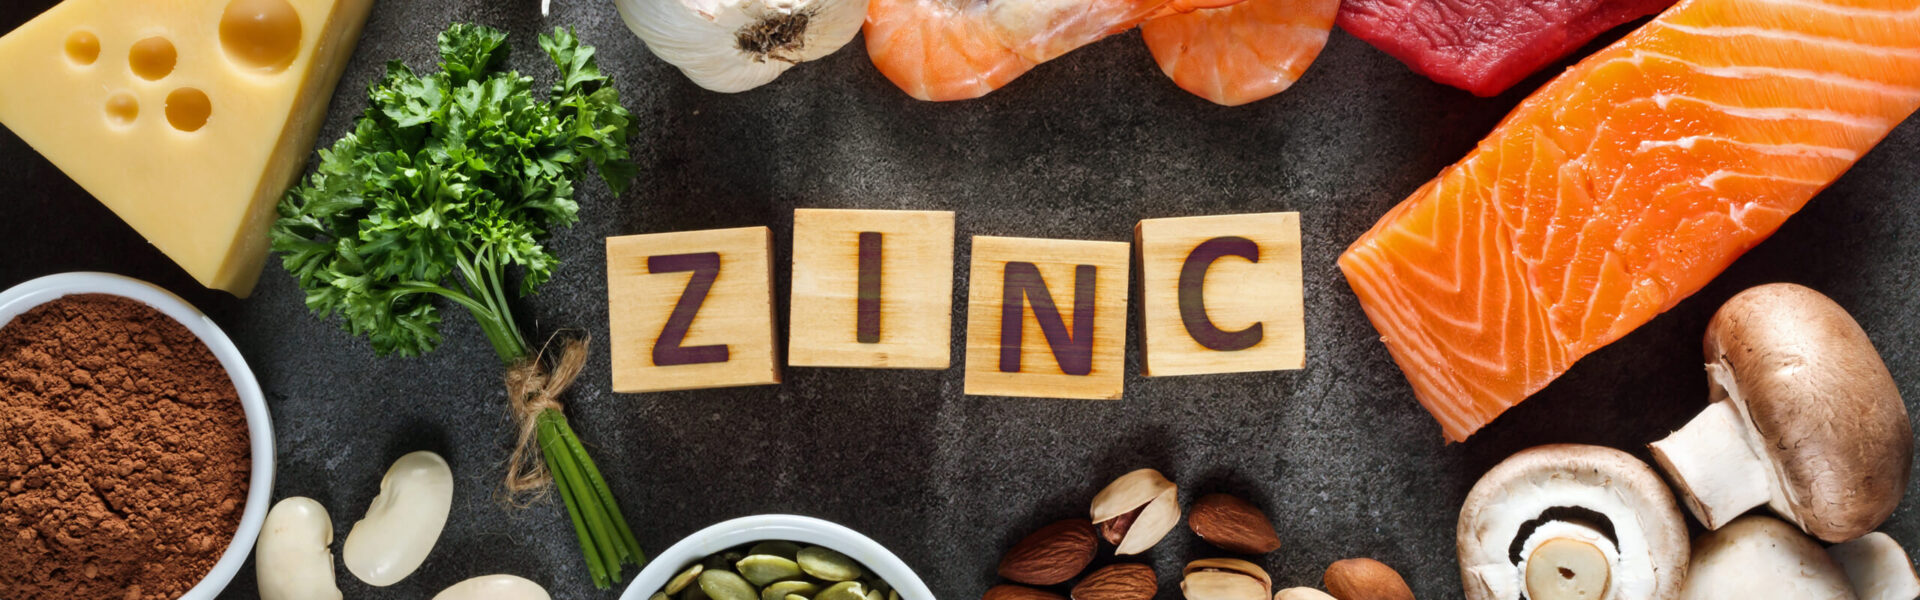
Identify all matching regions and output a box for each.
[1339,0,1920,442]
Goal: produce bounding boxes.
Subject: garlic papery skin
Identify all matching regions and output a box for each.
[614,0,869,92]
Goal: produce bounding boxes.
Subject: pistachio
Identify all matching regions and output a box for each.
[752,541,804,559]
[739,555,805,586]
[1273,589,1335,600]
[798,546,865,581]
[762,581,821,600]
[670,565,706,595]
[1090,469,1181,555]
[700,570,761,600]
[816,582,868,600]
[1181,558,1273,600]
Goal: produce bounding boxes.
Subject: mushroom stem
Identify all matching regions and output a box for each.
[1649,396,1772,531]
[1829,533,1920,600]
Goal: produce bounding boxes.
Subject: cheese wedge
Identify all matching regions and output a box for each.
[0,0,374,295]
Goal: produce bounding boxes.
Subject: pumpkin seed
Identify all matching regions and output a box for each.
[786,595,809,600]
[750,541,804,559]
[862,589,883,600]
[699,570,760,600]
[668,565,705,595]
[682,581,710,600]
[738,554,804,586]
[650,594,669,600]
[815,582,867,600]
[762,581,821,600]
[888,591,899,600]
[797,546,864,581]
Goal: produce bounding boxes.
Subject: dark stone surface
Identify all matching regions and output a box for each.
[1,0,1916,598]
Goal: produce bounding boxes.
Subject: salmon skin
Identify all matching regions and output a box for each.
[1339,0,1920,442]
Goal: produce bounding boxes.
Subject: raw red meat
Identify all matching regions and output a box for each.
[1337,0,1675,96]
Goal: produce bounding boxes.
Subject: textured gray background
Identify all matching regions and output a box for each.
[2,0,1917,598]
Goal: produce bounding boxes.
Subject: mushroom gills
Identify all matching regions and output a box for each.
[1829,533,1920,600]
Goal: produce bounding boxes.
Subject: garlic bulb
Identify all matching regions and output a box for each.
[615,0,869,92]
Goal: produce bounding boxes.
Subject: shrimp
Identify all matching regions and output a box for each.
[865,0,1252,101]
[1139,0,1339,106]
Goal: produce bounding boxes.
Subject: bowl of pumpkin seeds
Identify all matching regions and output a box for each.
[620,515,932,600]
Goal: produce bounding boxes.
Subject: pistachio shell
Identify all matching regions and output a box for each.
[1184,558,1272,589]
[699,570,759,600]
[738,555,804,587]
[1091,469,1177,523]
[798,546,864,581]
[751,541,804,559]
[815,582,868,600]
[669,565,705,595]
[762,581,821,600]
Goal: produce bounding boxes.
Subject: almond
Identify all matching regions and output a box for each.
[998,519,1098,586]
[1071,563,1156,600]
[1188,493,1282,554]
[1323,558,1414,600]
[985,584,1068,600]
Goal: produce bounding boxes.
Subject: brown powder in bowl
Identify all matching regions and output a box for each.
[0,294,251,600]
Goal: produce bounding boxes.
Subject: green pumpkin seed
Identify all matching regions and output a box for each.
[786,596,809,600]
[668,564,705,595]
[650,594,669,600]
[737,554,805,587]
[762,581,821,600]
[682,582,710,600]
[797,546,864,581]
[750,541,804,559]
[888,591,899,600]
[705,551,745,573]
[815,582,867,600]
[699,570,759,600]
[862,590,883,600]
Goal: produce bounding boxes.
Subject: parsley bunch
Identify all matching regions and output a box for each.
[273,23,633,362]
[271,24,644,588]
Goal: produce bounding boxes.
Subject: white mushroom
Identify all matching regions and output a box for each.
[1829,532,1920,600]
[1680,515,1855,600]
[1649,284,1912,543]
[1457,444,1689,600]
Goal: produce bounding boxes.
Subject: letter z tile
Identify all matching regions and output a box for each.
[607,227,781,392]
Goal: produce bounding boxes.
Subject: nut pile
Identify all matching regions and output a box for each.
[652,542,897,600]
[987,469,1420,600]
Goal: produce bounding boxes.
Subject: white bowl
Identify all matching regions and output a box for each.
[621,515,935,600]
[0,272,274,600]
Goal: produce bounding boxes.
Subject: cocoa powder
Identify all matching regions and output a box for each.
[0,294,250,600]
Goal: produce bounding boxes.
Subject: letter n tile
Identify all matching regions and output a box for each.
[607,227,780,392]
[1135,213,1303,377]
[963,236,1130,399]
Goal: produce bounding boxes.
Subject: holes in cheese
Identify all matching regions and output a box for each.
[129,36,175,80]
[165,87,210,131]
[65,31,98,66]
[104,92,137,124]
[220,0,301,73]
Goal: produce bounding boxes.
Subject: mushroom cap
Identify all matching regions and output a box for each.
[1706,283,1913,542]
[1679,515,1854,600]
[1457,444,1690,600]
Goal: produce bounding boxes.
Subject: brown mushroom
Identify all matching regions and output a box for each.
[1457,445,1690,600]
[1649,283,1912,543]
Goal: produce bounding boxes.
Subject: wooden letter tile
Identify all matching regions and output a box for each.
[789,209,956,369]
[607,227,780,392]
[963,236,1131,399]
[1135,213,1304,376]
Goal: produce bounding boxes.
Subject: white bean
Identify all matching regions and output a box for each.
[432,574,553,600]
[343,450,454,586]
[255,497,342,600]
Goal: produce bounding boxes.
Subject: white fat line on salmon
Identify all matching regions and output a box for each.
[1645,93,1892,129]
[1746,0,1920,20]
[1654,22,1920,60]
[1634,136,1860,160]
[1630,50,1920,99]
